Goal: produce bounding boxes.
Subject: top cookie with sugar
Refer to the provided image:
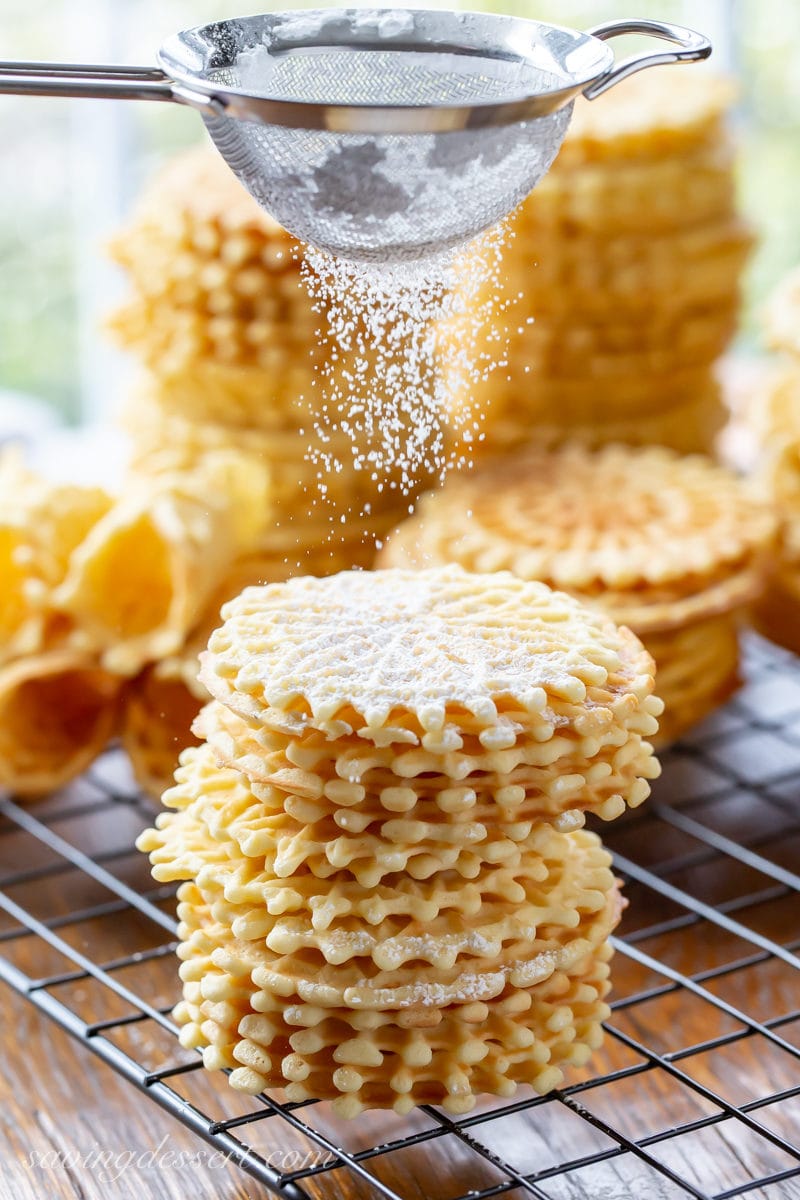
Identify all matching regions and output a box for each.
[199,566,659,747]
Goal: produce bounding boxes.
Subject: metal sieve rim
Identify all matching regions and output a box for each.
[157,8,615,134]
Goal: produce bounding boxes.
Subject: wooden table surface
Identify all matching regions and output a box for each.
[2,687,800,1200]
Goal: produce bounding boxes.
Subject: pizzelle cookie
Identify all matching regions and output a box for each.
[556,68,736,166]
[197,567,660,745]
[108,146,424,578]
[465,388,728,459]
[172,878,617,1115]
[750,278,800,652]
[139,566,661,1115]
[441,68,749,456]
[124,543,384,802]
[379,447,775,744]
[196,699,655,829]
[106,146,318,406]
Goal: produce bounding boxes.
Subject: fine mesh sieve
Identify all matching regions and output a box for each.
[0,10,711,262]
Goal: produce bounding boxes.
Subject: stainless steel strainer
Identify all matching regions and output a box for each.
[0,9,710,262]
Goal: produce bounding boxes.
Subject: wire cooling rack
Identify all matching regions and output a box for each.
[1,632,800,1200]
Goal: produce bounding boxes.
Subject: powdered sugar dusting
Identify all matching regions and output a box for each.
[299,227,511,497]
[204,566,635,735]
[342,944,564,1009]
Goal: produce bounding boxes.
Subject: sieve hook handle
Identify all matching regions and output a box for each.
[582,19,711,100]
[0,60,221,115]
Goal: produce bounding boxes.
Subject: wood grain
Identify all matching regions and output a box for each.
[0,744,799,1200]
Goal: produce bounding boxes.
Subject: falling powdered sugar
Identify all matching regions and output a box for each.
[298,224,513,501]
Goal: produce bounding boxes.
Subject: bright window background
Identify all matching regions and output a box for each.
[0,0,793,426]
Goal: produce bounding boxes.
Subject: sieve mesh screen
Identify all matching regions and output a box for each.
[214,44,557,106]
[203,104,572,262]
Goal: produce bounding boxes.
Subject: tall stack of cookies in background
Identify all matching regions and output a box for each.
[749,266,800,652]
[108,147,427,797]
[109,146,413,569]
[445,68,752,456]
[379,446,775,745]
[138,567,662,1116]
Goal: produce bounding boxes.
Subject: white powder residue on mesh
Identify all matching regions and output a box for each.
[297,226,512,499]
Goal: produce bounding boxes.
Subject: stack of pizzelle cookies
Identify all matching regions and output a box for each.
[109,146,419,576]
[378,446,775,746]
[750,266,800,651]
[138,566,663,1115]
[443,68,752,456]
[0,448,266,797]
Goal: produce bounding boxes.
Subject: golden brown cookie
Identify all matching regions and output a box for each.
[378,446,774,742]
[439,69,747,457]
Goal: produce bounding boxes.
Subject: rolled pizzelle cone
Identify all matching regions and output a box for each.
[0,651,120,796]
[54,464,265,676]
[0,518,46,661]
[0,449,112,664]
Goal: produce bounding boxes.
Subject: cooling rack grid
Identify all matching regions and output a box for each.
[0,631,799,1200]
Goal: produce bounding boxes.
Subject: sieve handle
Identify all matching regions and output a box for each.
[582,19,712,100]
[0,60,220,114]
